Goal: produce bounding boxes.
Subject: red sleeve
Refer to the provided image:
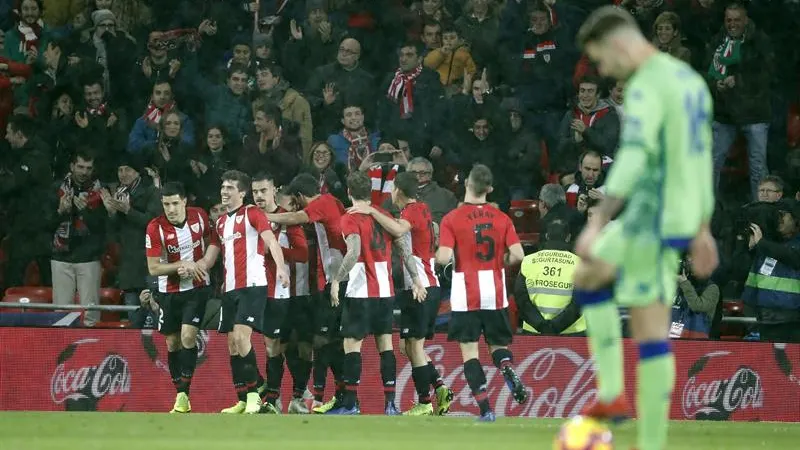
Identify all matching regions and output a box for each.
[246,206,270,234]
[198,209,218,247]
[340,214,358,237]
[7,61,32,78]
[282,225,309,263]
[304,197,325,222]
[504,216,521,247]
[145,220,162,258]
[0,76,10,90]
[210,217,222,248]
[439,212,456,248]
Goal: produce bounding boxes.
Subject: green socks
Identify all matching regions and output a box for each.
[637,341,674,450]
[577,290,624,403]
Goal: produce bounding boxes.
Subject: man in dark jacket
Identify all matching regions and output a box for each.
[1,114,53,290]
[49,150,106,326]
[101,154,161,328]
[706,4,774,201]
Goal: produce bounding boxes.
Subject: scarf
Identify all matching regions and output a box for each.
[115,176,141,203]
[87,103,108,116]
[369,164,399,207]
[342,128,373,171]
[708,36,743,81]
[16,20,42,53]
[387,65,422,118]
[53,174,103,253]
[261,79,289,107]
[143,100,175,126]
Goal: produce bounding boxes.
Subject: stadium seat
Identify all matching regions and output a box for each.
[788,102,800,148]
[719,300,747,340]
[509,200,541,236]
[23,261,42,286]
[99,288,123,322]
[2,287,53,313]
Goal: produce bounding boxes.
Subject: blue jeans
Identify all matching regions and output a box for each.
[712,121,769,201]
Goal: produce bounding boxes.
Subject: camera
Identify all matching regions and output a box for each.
[734,201,782,241]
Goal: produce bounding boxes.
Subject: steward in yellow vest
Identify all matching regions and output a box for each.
[513,220,586,335]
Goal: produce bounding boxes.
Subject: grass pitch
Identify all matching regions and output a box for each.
[0,413,799,450]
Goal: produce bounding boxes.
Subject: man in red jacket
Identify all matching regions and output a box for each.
[0,49,32,132]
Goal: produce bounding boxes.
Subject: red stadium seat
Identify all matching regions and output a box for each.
[719,300,747,340]
[93,321,131,329]
[99,288,123,322]
[509,200,541,235]
[2,287,53,313]
[788,102,800,148]
[23,261,42,286]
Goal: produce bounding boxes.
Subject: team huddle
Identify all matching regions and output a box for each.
[145,162,528,419]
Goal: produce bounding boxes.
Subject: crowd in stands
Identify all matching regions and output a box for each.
[0,0,799,341]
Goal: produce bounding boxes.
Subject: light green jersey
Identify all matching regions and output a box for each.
[604,52,715,246]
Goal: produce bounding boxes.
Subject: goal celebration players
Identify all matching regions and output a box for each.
[145,182,215,413]
[347,171,454,416]
[267,173,347,413]
[572,7,718,450]
[196,170,290,414]
[251,173,312,413]
[435,164,528,422]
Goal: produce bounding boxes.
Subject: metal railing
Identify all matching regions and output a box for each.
[0,302,759,323]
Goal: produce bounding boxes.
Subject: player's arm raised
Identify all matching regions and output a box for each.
[348,203,411,238]
[331,234,361,306]
[268,210,310,226]
[393,237,427,302]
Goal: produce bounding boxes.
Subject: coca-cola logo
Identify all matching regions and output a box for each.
[50,339,131,404]
[396,345,596,418]
[681,351,764,419]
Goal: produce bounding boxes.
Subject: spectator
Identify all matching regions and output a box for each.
[500,96,544,200]
[254,62,313,159]
[132,31,191,116]
[618,0,669,35]
[142,109,196,190]
[128,81,195,153]
[673,0,724,70]
[652,11,691,63]
[238,104,302,186]
[191,125,236,209]
[49,150,106,327]
[757,175,784,203]
[565,150,606,208]
[305,37,375,140]
[454,0,500,71]
[101,154,161,328]
[605,79,624,118]
[27,39,77,120]
[282,0,344,88]
[1,114,54,290]
[422,22,477,97]
[0,47,30,131]
[191,63,253,143]
[406,156,457,224]
[708,3,774,202]
[538,183,582,240]
[671,257,720,339]
[303,141,348,204]
[3,0,50,66]
[327,103,380,172]
[742,199,800,342]
[556,75,619,174]
[73,78,128,181]
[419,20,441,56]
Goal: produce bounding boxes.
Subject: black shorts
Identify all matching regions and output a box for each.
[399,287,442,340]
[447,309,513,346]
[155,287,210,335]
[218,286,267,334]
[340,297,394,341]
[262,297,290,340]
[285,295,314,344]
[312,282,346,339]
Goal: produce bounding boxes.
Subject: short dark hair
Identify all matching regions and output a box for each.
[577,75,602,88]
[221,170,251,194]
[256,62,283,79]
[468,164,493,195]
[257,104,283,126]
[341,103,363,116]
[287,173,320,198]
[347,171,372,201]
[441,22,458,36]
[7,114,36,138]
[544,219,570,244]
[576,6,639,50]
[393,172,418,199]
[398,41,423,56]
[71,148,95,165]
[579,150,603,166]
[228,62,250,78]
[161,181,186,198]
[252,172,276,185]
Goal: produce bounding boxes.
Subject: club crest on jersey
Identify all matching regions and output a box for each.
[191,223,200,233]
[167,234,175,240]
[235,215,243,224]
[543,54,550,63]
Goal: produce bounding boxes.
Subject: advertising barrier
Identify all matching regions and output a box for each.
[0,328,798,421]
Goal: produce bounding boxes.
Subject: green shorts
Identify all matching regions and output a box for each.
[589,220,680,307]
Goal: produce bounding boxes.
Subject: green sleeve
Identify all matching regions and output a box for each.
[603,84,662,199]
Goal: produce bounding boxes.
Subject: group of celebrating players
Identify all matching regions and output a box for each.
[143,7,722,449]
[145,161,528,420]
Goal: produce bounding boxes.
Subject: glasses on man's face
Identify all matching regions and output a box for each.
[408,170,431,176]
[98,22,116,29]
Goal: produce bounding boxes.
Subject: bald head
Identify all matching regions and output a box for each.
[337,38,361,69]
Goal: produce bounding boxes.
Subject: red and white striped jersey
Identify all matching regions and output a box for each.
[145,207,214,294]
[265,207,310,298]
[303,194,346,291]
[439,203,520,312]
[341,207,394,299]
[399,202,439,290]
[214,205,270,293]
[566,183,607,208]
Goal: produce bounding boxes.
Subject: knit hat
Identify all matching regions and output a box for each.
[91,9,116,26]
[116,153,144,174]
[307,0,326,12]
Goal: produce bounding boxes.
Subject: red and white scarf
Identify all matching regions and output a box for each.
[53,174,103,253]
[342,128,373,171]
[16,20,43,54]
[143,101,175,126]
[369,164,399,207]
[387,65,422,118]
[87,103,108,116]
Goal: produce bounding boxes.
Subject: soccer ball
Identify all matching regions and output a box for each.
[553,415,614,450]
